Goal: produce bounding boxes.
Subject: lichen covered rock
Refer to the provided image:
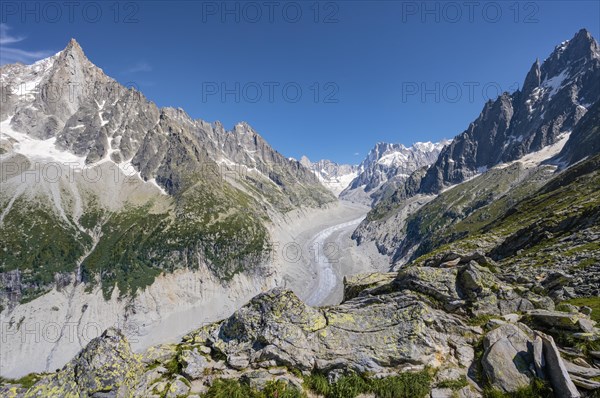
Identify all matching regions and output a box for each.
[24,328,142,397]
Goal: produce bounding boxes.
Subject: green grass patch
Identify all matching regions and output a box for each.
[0,373,44,389]
[483,378,553,398]
[201,378,306,398]
[303,369,432,398]
[80,183,271,300]
[563,297,600,322]
[0,198,92,302]
[437,375,469,391]
[467,314,502,327]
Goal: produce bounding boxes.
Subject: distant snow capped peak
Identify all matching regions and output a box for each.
[341,139,446,206]
[300,156,359,196]
[411,140,449,153]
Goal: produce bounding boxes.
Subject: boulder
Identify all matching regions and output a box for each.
[577,318,596,333]
[165,375,190,398]
[502,314,521,323]
[140,344,178,365]
[498,297,535,314]
[538,332,581,398]
[565,360,600,378]
[541,272,574,291]
[570,375,600,390]
[456,261,498,301]
[180,348,210,379]
[25,328,143,397]
[343,272,396,301]
[190,288,478,376]
[525,309,582,331]
[394,266,462,306]
[133,366,169,397]
[523,293,555,311]
[227,354,251,370]
[481,323,534,392]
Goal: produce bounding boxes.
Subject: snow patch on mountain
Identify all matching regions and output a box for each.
[1,117,87,168]
[495,132,572,170]
[340,140,448,206]
[299,156,359,196]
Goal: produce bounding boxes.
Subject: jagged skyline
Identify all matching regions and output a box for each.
[0,2,598,163]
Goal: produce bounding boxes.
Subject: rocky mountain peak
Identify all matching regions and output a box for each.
[415,29,600,195]
[65,37,84,54]
[522,59,542,95]
[570,28,598,54]
[233,121,257,137]
[341,139,445,205]
[299,155,312,166]
[54,37,96,74]
[299,156,359,196]
[541,28,599,81]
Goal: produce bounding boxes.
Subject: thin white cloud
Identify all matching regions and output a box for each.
[0,23,24,44]
[123,61,152,73]
[354,152,360,156]
[0,24,53,65]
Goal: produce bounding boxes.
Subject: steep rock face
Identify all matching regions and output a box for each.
[481,323,535,392]
[0,38,334,304]
[341,141,446,205]
[355,30,600,270]
[0,39,334,207]
[0,38,334,377]
[410,153,600,299]
[555,99,600,166]
[419,29,600,194]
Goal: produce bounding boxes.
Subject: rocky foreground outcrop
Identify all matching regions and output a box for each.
[2,253,599,397]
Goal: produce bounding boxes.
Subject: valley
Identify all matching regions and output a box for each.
[1,26,600,398]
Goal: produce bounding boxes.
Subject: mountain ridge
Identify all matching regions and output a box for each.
[1,30,600,397]
[339,140,447,205]
[354,28,600,266]
[417,28,599,195]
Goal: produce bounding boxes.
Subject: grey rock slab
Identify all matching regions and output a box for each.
[570,375,600,390]
[532,335,545,379]
[526,309,582,331]
[538,332,581,398]
[565,360,600,378]
[481,324,534,392]
[430,388,454,398]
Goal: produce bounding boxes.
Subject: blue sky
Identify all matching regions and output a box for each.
[1,1,598,164]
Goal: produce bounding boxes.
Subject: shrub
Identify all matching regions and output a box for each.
[436,375,469,391]
[303,369,432,398]
[370,371,432,398]
[483,378,553,398]
[202,379,254,398]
